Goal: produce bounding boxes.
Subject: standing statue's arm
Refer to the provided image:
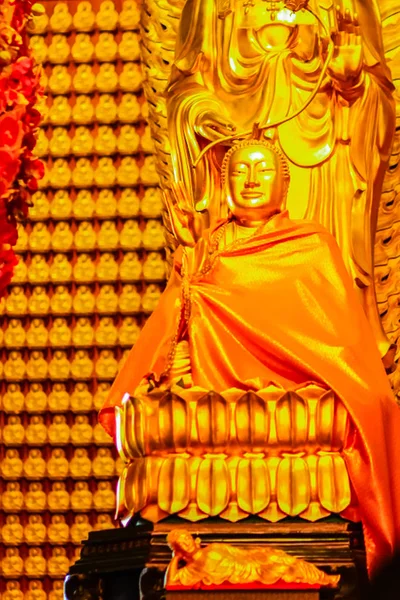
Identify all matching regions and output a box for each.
[164,182,204,247]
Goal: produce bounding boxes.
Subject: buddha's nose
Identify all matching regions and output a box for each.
[245,181,260,188]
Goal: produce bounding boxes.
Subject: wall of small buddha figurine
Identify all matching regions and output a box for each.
[0,1,167,598]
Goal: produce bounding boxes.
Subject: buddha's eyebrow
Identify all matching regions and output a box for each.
[233,160,275,167]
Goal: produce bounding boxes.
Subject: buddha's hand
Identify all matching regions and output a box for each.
[164,181,203,247]
[327,1,363,87]
[195,110,236,142]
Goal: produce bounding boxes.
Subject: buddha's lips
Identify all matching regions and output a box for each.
[241,191,263,199]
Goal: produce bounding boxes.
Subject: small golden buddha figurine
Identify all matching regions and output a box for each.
[2,384,24,413]
[117,188,140,217]
[25,581,47,600]
[117,94,141,123]
[70,448,92,479]
[48,350,71,379]
[143,252,166,280]
[51,222,74,252]
[71,415,93,445]
[2,548,24,578]
[94,157,117,187]
[48,547,71,578]
[50,190,73,219]
[119,221,142,250]
[73,64,96,94]
[28,8,49,35]
[93,382,111,411]
[118,284,141,313]
[2,515,24,545]
[119,62,142,92]
[95,33,118,62]
[142,283,162,313]
[94,513,114,530]
[72,157,95,188]
[140,125,155,154]
[4,351,26,380]
[140,156,159,185]
[49,581,64,600]
[96,190,117,218]
[2,482,24,511]
[28,286,50,315]
[51,285,73,314]
[24,482,47,512]
[71,126,94,156]
[71,350,94,379]
[48,414,70,445]
[49,127,71,157]
[72,95,95,125]
[23,448,47,479]
[95,317,118,345]
[26,350,48,379]
[117,125,140,155]
[93,481,115,510]
[73,189,95,219]
[49,158,72,188]
[3,415,24,445]
[119,251,142,280]
[93,448,115,478]
[73,1,95,32]
[73,253,96,282]
[117,156,140,186]
[48,482,70,512]
[48,383,70,412]
[71,481,93,511]
[70,382,93,412]
[95,350,118,379]
[73,285,96,313]
[72,317,95,346]
[49,96,72,126]
[48,34,70,64]
[96,0,118,30]
[118,316,140,346]
[48,514,70,544]
[25,548,47,579]
[97,220,119,249]
[47,448,69,479]
[25,383,47,413]
[25,416,48,446]
[93,421,113,445]
[3,581,24,600]
[28,223,51,252]
[119,0,140,29]
[96,94,118,124]
[96,63,118,93]
[4,319,26,347]
[48,66,72,95]
[26,318,48,347]
[48,317,71,347]
[29,191,50,220]
[71,514,92,544]
[94,126,117,156]
[30,35,48,63]
[119,31,140,61]
[74,221,96,250]
[96,284,118,313]
[24,515,47,545]
[14,223,29,252]
[96,252,119,281]
[35,129,49,158]
[71,34,94,63]
[50,2,72,32]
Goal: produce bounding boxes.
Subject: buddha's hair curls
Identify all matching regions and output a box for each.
[221,139,291,187]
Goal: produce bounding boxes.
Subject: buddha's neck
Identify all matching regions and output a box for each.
[233,209,281,228]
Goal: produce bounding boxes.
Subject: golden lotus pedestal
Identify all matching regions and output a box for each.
[66,387,369,600]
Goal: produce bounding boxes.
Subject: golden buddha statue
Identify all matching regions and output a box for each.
[25,548,47,579]
[95,33,118,63]
[26,318,48,348]
[73,158,95,188]
[2,384,24,413]
[96,63,118,93]
[119,31,140,62]
[73,64,96,94]
[48,547,71,578]
[24,581,47,600]
[4,351,26,380]
[71,126,94,156]
[140,156,159,185]
[73,253,96,282]
[143,252,166,280]
[48,482,70,512]
[30,34,47,64]
[96,284,118,313]
[29,223,51,252]
[3,415,24,446]
[12,259,28,284]
[119,62,143,92]
[93,481,115,510]
[71,349,94,379]
[50,2,72,33]
[2,515,24,546]
[73,95,95,125]
[97,220,119,249]
[74,221,96,250]
[72,317,95,347]
[119,221,142,250]
[94,514,115,530]
[73,0,95,31]
[118,284,141,313]
[96,0,119,30]
[48,514,70,544]
[2,482,24,511]
[72,34,94,63]
[48,383,70,412]
[48,317,71,347]
[95,349,118,379]
[165,530,339,589]
[48,414,71,445]
[27,287,50,317]
[49,581,64,600]
[92,448,115,478]
[25,383,47,413]
[28,8,49,34]
[96,190,117,218]
[70,448,92,479]
[51,286,72,314]
[95,317,118,346]
[71,481,93,511]
[94,157,117,187]
[29,191,50,221]
[94,382,112,411]
[3,581,24,600]
[117,94,141,124]
[117,188,140,217]
[141,187,163,217]
[142,220,165,250]
[73,190,96,219]
[4,319,26,347]
[118,316,141,346]
[25,416,48,446]
[26,350,48,380]
[119,0,140,30]
[24,448,47,480]
[73,285,96,313]
[140,125,155,154]
[96,94,118,124]
[94,126,117,156]
[48,66,72,95]
[47,448,69,479]
[51,222,74,252]
[117,125,140,155]
[51,190,73,219]
[48,34,70,64]
[2,548,24,578]
[141,283,162,313]
[71,514,92,544]
[97,252,119,281]
[49,158,72,188]
[49,127,72,157]
[24,482,47,512]
[49,96,72,126]
[119,252,142,280]
[70,382,93,412]
[28,258,50,285]
[48,350,71,379]
[24,514,47,545]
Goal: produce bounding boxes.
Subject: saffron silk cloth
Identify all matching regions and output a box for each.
[100,211,400,574]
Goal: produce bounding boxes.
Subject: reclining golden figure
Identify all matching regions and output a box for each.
[100,139,400,575]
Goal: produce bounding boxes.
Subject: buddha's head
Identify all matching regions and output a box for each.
[167,529,201,557]
[223,140,290,225]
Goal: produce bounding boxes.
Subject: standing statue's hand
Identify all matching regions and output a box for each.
[327,1,363,84]
[164,181,203,247]
[195,110,236,142]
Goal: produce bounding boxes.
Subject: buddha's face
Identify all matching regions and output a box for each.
[227,144,286,223]
[173,532,197,556]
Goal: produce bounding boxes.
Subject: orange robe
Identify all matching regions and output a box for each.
[100,211,400,574]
